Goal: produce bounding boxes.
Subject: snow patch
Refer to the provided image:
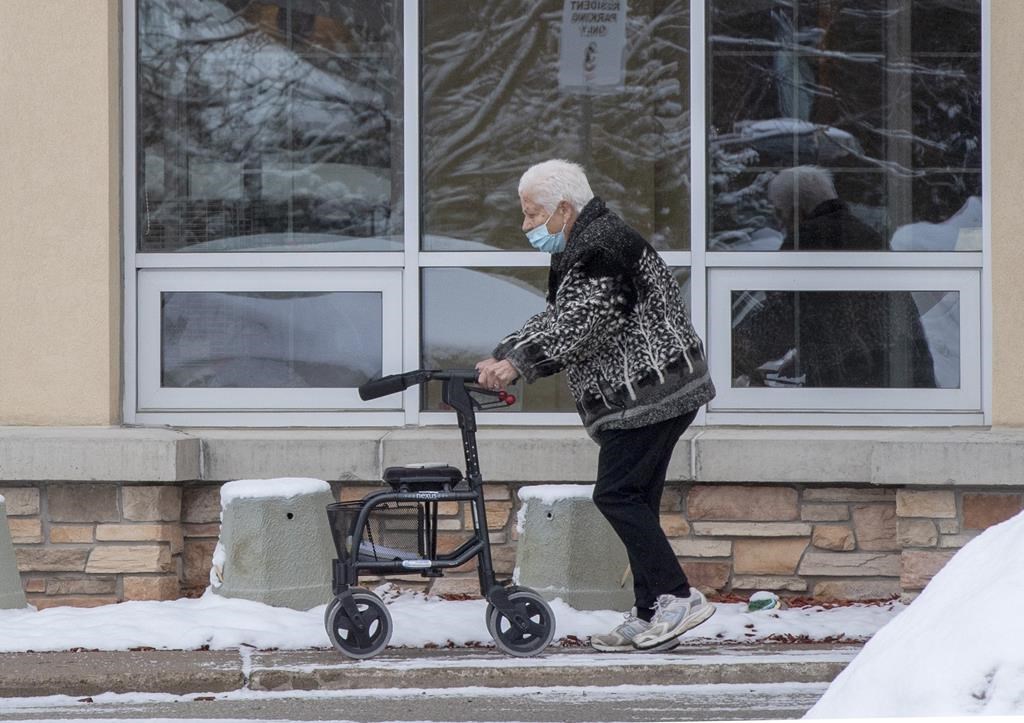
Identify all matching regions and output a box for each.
[220,478,329,507]
[807,510,1024,718]
[0,585,900,654]
[209,541,226,588]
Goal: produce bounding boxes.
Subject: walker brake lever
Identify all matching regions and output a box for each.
[468,386,517,409]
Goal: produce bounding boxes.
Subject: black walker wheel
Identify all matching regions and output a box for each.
[325,588,393,660]
[485,586,556,657]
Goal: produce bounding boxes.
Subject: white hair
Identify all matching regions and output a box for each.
[767,166,838,219]
[518,159,595,214]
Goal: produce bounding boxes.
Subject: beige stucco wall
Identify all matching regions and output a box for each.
[0,1,121,425]
[991,0,1024,425]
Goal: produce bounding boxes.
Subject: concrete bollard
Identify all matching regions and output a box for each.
[210,478,336,610]
[0,496,28,610]
[514,485,634,611]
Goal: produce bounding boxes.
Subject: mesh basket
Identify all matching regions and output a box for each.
[327,500,424,563]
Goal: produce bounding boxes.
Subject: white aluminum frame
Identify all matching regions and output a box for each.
[137,268,403,411]
[122,0,991,428]
[706,267,982,412]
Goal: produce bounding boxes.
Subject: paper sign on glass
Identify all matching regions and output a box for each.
[558,0,627,94]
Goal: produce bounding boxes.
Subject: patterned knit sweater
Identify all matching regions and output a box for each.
[493,197,716,437]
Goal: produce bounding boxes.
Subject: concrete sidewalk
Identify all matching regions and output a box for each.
[0,643,859,698]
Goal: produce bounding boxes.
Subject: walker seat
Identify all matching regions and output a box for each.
[383,464,463,491]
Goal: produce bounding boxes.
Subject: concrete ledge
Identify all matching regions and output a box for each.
[380,427,698,482]
[1,425,1023,487]
[382,428,600,482]
[870,429,1024,486]
[0,427,199,482]
[197,429,384,482]
[695,429,876,483]
[695,428,1024,486]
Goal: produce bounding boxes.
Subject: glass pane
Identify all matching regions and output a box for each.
[420,268,575,412]
[420,0,690,251]
[730,290,959,389]
[708,1,981,251]
[672,267,692,315]
[422,266,692,411]
[161,291,382,387]
[138,1,403,252]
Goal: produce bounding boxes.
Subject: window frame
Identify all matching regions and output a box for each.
[122,0,992,428]
[706,266,981,412]
[136,268,403,412]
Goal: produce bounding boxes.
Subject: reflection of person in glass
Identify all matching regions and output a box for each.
[734,166,936,388]
[769,165,882,251]
[475,160,717,653]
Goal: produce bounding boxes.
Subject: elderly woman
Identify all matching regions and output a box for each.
[476,159,717,652]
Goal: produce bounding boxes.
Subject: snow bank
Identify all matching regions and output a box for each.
[807,510,1024,718]
[219,478,329,507]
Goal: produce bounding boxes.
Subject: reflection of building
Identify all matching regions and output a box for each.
[2,1,1021,608]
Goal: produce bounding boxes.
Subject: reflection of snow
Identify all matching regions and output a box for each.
[163,292,382,387]
[177,232,402,253]
[710,227,783,252]
[421,269,547,364]
[890,196,982,251]
[914,291,960,389]
[177,233,503,253]
[736,118,863,160]
[141,0,386,152]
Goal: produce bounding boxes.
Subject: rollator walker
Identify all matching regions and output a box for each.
[323,369,556,659]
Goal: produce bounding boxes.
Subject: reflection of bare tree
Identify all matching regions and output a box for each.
[139,0,401,250]
[421,0,691,251]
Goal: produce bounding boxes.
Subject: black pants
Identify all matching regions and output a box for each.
[593,409,697,617]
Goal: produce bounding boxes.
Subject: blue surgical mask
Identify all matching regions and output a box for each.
[525,210,566,254]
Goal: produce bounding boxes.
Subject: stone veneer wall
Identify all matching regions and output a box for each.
[0,484,183,607]
[2,481,1022,607]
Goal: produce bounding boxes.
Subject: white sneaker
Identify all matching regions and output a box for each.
[632,590,715,650]
[590,613,681,653]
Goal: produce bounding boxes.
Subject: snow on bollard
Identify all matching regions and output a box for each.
[211,478,336,611]
[514,484,633,611]
[0,495,28,610]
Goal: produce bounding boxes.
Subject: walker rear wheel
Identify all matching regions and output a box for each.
[326,588,393,660]
[485,587,556,657]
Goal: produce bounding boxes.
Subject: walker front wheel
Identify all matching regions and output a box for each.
[326,588,393,660]
[485,587,556,657]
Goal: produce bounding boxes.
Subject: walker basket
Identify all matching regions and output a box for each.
[327,500,425,563]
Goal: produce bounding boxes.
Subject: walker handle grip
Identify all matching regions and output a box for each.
[358,371,430,401]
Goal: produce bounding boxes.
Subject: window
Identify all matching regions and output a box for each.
[137,0,403,252]
[707,268,980,414]
[125,0,987,426]
[420,0,690,252]
[707,2,981,253]
[136,269,402,412]
[702,0,984,422]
